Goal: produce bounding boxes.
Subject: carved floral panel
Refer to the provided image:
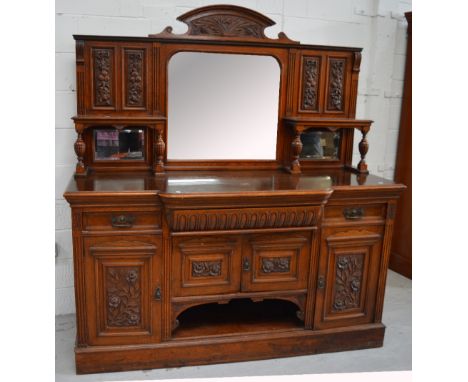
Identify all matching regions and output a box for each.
[261,257,291,273]
[106,266,141,327]
[301,57,320,111]
[125,49,144,107]
[191,260,222,277]
[327,58,345,111]
[93,48,113,107]
[332,254,363,311]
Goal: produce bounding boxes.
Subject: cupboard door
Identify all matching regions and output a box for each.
[172,236,242,297]
[83,235,161,345]
[314,226,383,329]
[241,232,311,292]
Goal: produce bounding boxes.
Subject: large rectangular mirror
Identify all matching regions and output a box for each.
[168,52,281,160]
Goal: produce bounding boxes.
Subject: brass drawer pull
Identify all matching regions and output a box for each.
[111,214,135,228]
[343,207,364,220]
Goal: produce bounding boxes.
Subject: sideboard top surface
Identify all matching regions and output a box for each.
[64,169,403,196]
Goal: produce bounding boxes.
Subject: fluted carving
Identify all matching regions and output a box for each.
[167,206,319,232]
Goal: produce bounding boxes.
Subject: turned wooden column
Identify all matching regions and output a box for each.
[74,123,86,176]
[357,126,370,174]
[290,126,304,174]
[153,124,165,174]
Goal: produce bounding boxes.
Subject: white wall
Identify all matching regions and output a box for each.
[55,0,412,315]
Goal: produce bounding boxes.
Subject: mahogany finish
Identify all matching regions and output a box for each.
[390,12,412,279]
[64,5,405,374]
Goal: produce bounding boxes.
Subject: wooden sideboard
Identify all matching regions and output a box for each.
[63,5,405,374]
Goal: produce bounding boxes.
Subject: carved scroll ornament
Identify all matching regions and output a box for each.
[149,5,297,43]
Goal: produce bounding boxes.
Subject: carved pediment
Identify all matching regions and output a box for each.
[149,5,297,43]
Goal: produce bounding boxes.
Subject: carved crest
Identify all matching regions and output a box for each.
[149,5,297,43]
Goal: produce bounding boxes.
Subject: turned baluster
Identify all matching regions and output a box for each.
[357,126,370,174]
[290,126,304,174]
[154,125,165,174]
[74,124,86,176]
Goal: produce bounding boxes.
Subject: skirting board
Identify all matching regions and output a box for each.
[75,323,385,374]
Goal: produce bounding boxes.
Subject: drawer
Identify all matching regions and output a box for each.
[83,210,161,232]
[324,203,386,225]
[172,236,242,297]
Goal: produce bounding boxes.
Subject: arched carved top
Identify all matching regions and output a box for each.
[149,5,297,43]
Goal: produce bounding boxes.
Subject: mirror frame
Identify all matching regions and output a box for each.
[73,5,365,175]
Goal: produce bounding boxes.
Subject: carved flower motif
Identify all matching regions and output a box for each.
[350,279,360,291]
[337,257,349,269]
[128,314,139,325]
[126,270,138,284]
[108,295,120,308]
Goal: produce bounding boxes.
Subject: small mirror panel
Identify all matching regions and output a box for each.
[94,127,145,161]
[299,129,341,160]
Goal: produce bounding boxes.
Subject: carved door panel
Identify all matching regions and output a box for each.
[323,54,352,117]
[121,44,152,113]
[296,51,325,115]
[84,42,152,114]
[314,226,383,330]
[85,43,119,112]
[83,235,161,346]
[241,232,311,292]
[172,236,242,297]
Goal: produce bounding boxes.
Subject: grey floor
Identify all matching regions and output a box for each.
[56,270,411,381]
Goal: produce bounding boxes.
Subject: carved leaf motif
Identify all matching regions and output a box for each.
[190,15,263,37]
[106,267,141,327]
[93,49,112,106]
[192,261,222,277]
[302,57,319,110]
[332,254,363,311]
[126,51,144,106]
[261,257,291,273]
[328,59,345,111]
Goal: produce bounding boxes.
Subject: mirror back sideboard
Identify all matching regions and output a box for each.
[64,5,405,374]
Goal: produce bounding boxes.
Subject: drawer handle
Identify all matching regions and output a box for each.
[111,214,135,228]
[243,258,250,272]
[343,207,364,220]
